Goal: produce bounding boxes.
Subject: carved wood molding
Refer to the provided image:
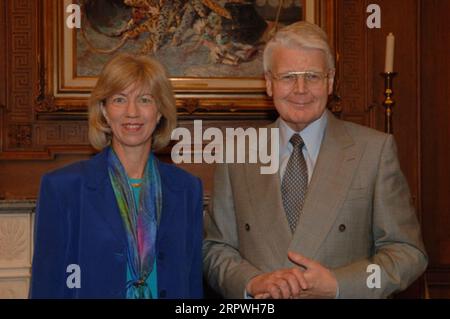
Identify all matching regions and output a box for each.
[7,0,35,123]
[3,0,37,152]
[0,145,96,160]
[35,122,90,146]
[35,95,57,113]
[7,124,32,149]
[35,48,58,113]
[35,96,278,119]
[176,96,277,119]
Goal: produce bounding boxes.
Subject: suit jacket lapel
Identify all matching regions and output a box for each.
[286,111,362,263]
[244,121,292,263]
[156,161,183,242]
[84,148,126,246]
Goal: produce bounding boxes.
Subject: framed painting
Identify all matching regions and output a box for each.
[37,0,321,112]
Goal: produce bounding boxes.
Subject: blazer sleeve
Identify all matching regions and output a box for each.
[189,176,204,298]
[203,163,263,298]
[30,174,69,298]
[333,135,428,298]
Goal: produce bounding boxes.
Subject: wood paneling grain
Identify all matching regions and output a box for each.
[0,2,6,153]
[368,0,420,210]
[421,0,450,270]
[0,1,5,111]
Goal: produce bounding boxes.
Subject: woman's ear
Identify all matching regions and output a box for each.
[101,103,110,124]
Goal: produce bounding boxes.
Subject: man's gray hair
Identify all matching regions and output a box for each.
[263,21,335,72]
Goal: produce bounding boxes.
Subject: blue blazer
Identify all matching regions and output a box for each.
[30,149,203,298]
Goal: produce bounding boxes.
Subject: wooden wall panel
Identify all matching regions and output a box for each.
[0,1,6,152]
[337,0,370,125]
[0,2,5,109]
[337,0,421,210]
[369,0,421,210]
[420,0,450,298]
[0,154,92,200]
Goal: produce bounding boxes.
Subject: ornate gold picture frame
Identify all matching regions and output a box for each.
[37,0,318,113]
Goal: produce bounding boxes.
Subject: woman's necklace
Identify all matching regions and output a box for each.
[130,182,142,187]
[130,178,143,188]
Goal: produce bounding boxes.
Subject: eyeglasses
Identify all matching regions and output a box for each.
[106,94,155,107]
[270,71,330,89]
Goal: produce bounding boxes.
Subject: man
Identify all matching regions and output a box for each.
[203,21,427,299]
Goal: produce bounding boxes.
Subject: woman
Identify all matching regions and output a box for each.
[30,54,203,298]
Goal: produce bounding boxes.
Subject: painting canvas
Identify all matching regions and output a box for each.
[58,0,308,94]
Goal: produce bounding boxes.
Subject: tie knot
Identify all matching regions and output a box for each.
[290,134,304,148]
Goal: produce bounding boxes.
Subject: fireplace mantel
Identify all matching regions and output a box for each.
[0,200,35,298]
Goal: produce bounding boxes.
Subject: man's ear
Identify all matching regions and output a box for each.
[265,72,273,97]
[327,69,336,95]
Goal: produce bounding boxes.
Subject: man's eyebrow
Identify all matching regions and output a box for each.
[278,69,324,74]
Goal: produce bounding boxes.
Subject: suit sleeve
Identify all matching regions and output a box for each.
[189,177,204,298]
[333,135,428,298]
[203,163,263,298]
[30,174,69,298]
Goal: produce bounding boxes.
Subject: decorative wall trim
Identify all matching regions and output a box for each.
[7,124,32,148]
[35,122,89,146]
[7,0,35,123]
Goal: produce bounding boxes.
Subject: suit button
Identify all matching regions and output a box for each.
[158,252,164,261]
[245,223,250,231]
[339,224,346,232]
[159,289,167,298]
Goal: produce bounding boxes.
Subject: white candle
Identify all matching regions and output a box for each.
[384,32,395,73]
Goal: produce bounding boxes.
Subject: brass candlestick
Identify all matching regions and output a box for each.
[382,72,396,134]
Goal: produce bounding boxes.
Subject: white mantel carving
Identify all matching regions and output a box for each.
[0,200,35,299]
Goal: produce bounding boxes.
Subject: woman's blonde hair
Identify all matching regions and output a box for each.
[88,53,176,151]
[263,21,335,72]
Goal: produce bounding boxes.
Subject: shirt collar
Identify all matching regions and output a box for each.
[278,111,328,160]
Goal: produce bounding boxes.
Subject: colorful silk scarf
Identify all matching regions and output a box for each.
[107,147,162,298]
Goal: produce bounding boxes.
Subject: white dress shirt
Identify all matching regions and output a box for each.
[278,111,328,183]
